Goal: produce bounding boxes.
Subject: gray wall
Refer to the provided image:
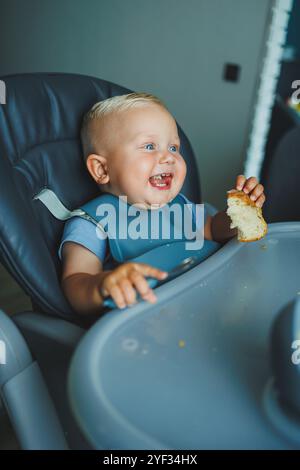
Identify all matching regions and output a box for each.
[0,0,271,209]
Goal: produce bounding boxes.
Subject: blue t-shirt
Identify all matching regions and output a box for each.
[58,193,208,262]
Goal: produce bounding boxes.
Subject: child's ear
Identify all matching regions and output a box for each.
[86,153,110,185]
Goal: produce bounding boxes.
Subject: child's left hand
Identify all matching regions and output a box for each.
[234,175,266,208]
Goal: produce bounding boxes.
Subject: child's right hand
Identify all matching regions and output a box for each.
[99,262,168,309]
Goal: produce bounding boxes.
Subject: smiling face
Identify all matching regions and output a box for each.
[87,104,187,209]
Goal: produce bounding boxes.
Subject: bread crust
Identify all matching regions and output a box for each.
[227,190,268,242]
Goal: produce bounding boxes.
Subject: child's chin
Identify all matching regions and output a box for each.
[147,190,178,206]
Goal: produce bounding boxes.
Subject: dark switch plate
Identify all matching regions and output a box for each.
[223,63,241,82]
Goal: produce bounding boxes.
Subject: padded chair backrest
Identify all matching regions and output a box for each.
[262,126,300,223]
[260,96,299,186]
[0,73,201,320]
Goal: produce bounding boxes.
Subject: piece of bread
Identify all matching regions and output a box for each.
[226,190,268,242]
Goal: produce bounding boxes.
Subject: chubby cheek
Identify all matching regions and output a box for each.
[176,158,187,186]
[118,159,150,195]
[132,158,154,188]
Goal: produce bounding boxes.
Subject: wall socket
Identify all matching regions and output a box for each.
[223,63,241,82]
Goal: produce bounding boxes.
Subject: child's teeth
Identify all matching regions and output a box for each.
[151,173,171,180]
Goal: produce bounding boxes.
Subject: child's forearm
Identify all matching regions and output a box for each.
[62,271,111,316]
[211,210,237,244]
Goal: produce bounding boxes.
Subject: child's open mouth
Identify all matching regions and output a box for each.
[148,172,173,190]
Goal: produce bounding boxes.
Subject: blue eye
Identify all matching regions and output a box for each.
[144,143,155,150]
[169,145,177,152]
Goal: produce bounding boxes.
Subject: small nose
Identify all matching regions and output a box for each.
[159,149,175,164]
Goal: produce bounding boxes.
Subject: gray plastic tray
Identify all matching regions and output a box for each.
[69,222,300,449]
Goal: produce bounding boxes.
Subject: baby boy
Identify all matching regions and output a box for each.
[59,93,265,314]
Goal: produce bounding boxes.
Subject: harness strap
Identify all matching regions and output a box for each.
[33,187,102,229]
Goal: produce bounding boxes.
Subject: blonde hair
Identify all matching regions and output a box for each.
[80,92,167,159]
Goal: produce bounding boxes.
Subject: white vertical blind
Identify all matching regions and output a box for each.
[244,0,294,178]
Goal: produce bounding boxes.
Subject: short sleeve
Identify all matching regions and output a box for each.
[58,216,107,262]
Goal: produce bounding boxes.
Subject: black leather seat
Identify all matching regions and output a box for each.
[262,126,300,223]
[0,73,205,448]
[0,73,201,323]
